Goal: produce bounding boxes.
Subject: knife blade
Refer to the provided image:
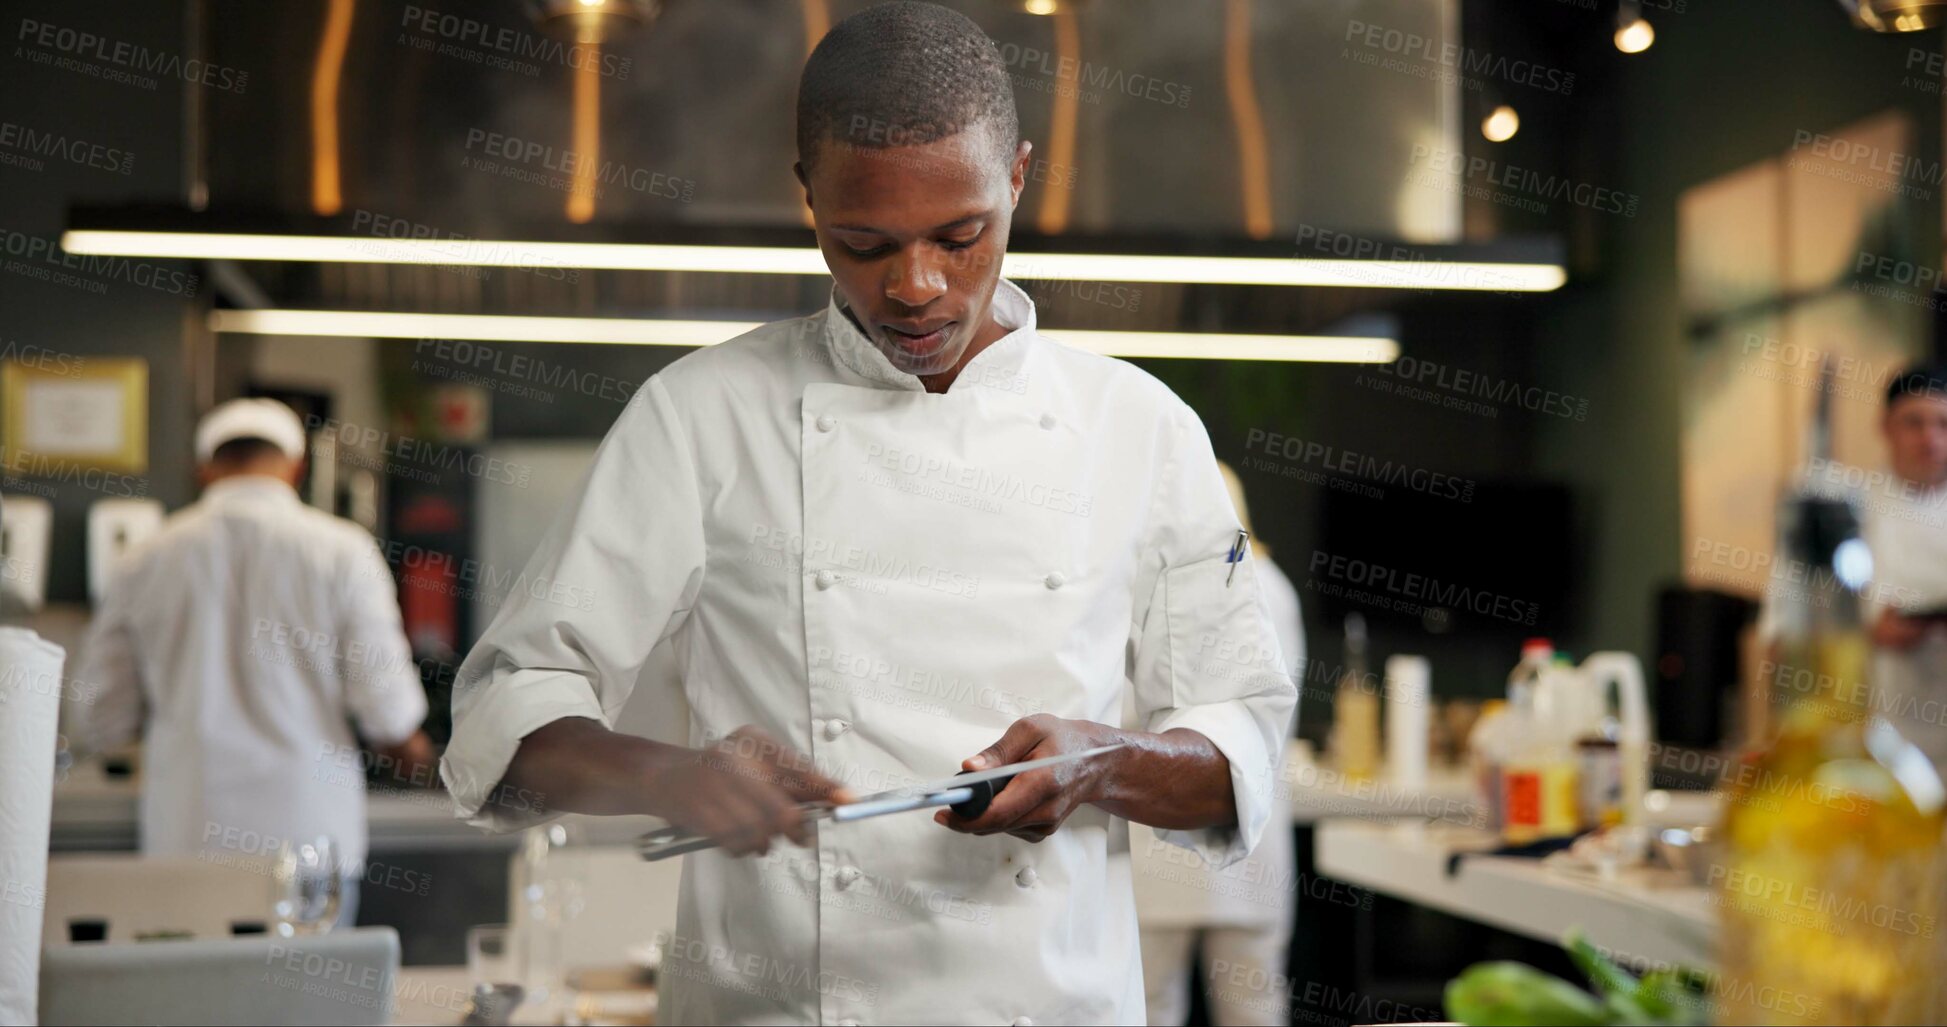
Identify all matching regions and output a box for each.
[636,742,1125,860]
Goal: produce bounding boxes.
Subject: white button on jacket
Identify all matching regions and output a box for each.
[443,280,1296,1025]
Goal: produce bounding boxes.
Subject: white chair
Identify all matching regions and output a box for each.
[39,926,399,1026]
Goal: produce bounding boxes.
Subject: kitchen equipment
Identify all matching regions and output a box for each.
[635,743,1125,861]
[1385,655,1431,790]
[0,627,63,1023]
[87,497,164,604]
[0,495,52,613]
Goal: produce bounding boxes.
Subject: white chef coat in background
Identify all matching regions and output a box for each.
[72,476,428,864]
[1863,483,1947,765]
[443,280,1297,1025]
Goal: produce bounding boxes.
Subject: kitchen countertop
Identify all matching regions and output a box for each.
[389,965,657,1026]
[50,759,660,853]
[1283,755,1480,825]
[1315,818,1717,969]
[55,748,1483,851]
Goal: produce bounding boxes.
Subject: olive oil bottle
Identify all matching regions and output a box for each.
[1717,386,1946,1024]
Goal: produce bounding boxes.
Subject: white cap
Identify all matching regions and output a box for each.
[195,398,307,463]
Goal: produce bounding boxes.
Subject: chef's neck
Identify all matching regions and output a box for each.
[1891,458,1947,497]
[198,457,302,491]
[917,311,1012,394]
[1902,472,1947,497]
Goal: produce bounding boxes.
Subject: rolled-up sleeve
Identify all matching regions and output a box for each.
[441,375,706,830]
[1129,399,1297,869]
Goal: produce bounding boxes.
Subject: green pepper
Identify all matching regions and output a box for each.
[1445,961,1612,1026]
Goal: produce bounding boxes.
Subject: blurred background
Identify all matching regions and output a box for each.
[3,0,1945,1024]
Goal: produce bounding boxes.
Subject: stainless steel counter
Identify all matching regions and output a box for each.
[50,758,660,853]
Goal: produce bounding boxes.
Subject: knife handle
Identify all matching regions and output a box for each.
[948,770,1011,819]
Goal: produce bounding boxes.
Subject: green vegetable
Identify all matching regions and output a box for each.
[1632,969,1710,1026]
[1565,929,1639,1000]
[1445,961,1611,1026]
[1444,930,1712,1026]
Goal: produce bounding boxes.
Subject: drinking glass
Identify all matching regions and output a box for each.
[272,835,343,936]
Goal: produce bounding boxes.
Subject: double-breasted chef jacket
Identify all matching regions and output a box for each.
[443,278,1297,1025]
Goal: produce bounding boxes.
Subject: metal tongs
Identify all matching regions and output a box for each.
[636,743,1124,861]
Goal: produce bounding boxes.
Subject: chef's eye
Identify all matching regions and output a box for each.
[844,243,891,258]
[939,235,980,251]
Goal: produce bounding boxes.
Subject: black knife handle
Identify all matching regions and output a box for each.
[948,771,1012,820]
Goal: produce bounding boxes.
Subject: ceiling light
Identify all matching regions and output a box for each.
[1481,105,1520,143]
[63,231,1566,292]
[1613,15,1654,52]
[208,309,1401,363]
[1837,0,1947,31]
[527,0,657,43]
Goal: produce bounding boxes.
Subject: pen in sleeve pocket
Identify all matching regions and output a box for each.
[1225,529,1249,586]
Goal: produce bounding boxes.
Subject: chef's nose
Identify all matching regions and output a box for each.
[884,246,948,309]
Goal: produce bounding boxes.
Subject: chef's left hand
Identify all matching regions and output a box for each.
[934,714,1120,843]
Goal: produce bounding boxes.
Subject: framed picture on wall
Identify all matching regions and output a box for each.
[1,357,149,475]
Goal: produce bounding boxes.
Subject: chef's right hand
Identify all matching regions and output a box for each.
[661,726,856,856]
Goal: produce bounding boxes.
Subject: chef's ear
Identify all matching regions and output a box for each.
[1008,139,1033,209]
[793,160,814,215]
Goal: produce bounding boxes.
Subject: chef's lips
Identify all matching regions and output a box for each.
[868,316,970,376]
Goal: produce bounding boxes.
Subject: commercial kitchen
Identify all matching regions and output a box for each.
[4,0,1947,1024]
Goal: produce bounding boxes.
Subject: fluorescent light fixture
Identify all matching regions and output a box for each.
[208,308,1400,363]
[65,230,1565,292]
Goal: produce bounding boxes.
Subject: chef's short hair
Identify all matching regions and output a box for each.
[1886,363,1947,411]
[796,1,1019,173]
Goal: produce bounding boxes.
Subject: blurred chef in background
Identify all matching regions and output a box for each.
[71,398,435,922]
[1134,462,1304,1026]
[1863,364,1947,763]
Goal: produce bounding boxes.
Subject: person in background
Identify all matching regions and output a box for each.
[1133,462,1304,1026]
[72,398,435,924]
[1862,364,1947,764]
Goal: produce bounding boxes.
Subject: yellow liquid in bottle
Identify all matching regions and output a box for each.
[1334,683,1381,781]
[1716,633,1945,1025]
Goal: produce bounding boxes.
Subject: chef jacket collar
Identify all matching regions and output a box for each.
[202,473,302,505]
[820,277,1039,394]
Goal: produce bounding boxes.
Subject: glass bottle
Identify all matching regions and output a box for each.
[1716,475,1945,1024]
[1332,613,1382,780]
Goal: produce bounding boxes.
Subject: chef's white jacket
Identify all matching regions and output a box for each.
[443,279,1297,1025]
[73,476,428,863]
[1131,556,1303,930]
[1863,482,1947,764]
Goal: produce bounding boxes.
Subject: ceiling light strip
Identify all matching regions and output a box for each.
[208,308,1400,363]
[68,230,1564,291]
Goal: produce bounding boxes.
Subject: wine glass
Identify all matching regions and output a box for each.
[272,835,343,936]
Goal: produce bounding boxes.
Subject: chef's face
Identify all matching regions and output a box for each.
[797,123,1032,381]
[1884,392,1947,489]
